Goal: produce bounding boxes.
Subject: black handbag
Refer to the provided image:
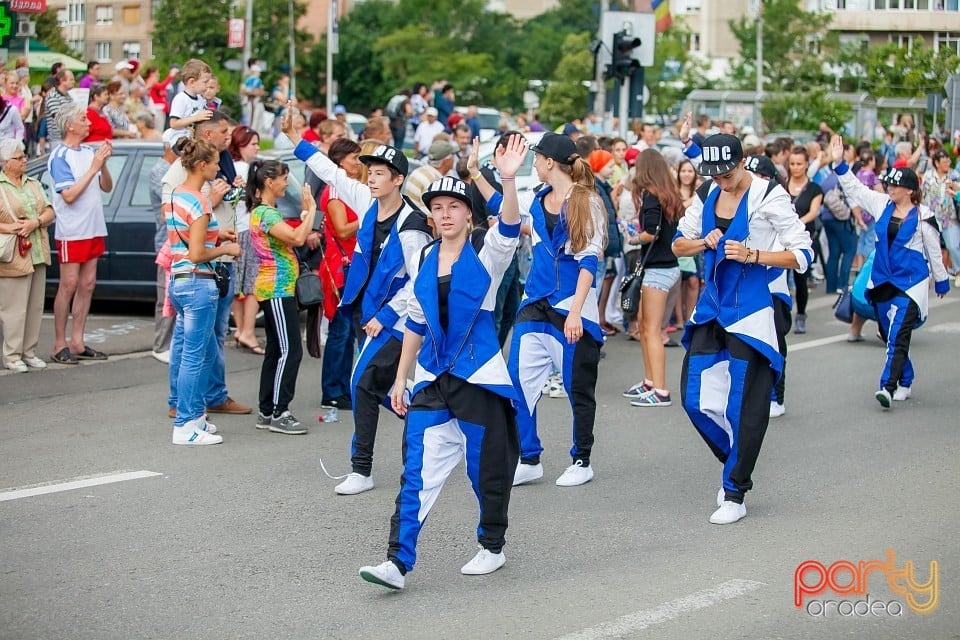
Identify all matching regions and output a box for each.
[295,261,323,309]
[833,286,853,324]
[212,262,231,298]
[619,204,662,313]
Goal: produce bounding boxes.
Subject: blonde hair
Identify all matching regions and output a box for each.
[560,157,603,254]
[358,140,380,184]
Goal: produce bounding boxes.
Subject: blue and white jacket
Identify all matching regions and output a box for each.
[294,141,433,337]
[488,186,606,343]
[675,175,813,376]
[836,163,949,321]
[405,218,521,400]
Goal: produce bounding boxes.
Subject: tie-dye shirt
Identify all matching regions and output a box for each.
[166,187,219,275]
[250,204,298,301]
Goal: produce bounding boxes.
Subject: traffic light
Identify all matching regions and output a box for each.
[0,3,13,49]
[610,30,641,81]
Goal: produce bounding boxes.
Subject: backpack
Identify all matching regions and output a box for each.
[822,187,852,221]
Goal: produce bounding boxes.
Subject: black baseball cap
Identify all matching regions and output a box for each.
[744,154,778,180]
[530,132,579,165]
[883,166,919,191]
[697,134,744,177]
[359,144,409,177]
[422,176,472,208]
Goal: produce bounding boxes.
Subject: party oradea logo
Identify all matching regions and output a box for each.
[794,548,938,617]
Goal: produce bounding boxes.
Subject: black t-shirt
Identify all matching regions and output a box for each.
[715,217,732,233]
[789,180,823,232]
[438,274,452,330]
[639,191,679,269]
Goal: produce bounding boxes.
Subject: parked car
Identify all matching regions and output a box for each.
[455,106,504,142]
[30,141,307,302]
[477,131,545,194]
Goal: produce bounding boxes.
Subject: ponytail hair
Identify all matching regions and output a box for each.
[179,137,219,172]
[244,159,289,211]
[561,156,603,254]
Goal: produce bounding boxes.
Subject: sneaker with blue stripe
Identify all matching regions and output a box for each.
[622,380,653,399]
[630,389,672,407]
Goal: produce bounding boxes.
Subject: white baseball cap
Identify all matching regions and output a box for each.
[115,61,134,71]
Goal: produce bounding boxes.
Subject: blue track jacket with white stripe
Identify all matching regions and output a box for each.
[675,174,813,376]
[294,141,433,337]
[404,218,521,401]
[488,186,606,343]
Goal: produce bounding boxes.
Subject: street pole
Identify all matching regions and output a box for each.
[618,75,629,141]
[593,0,609,126]
[755,2,763,134]
[243,0,253,77]
[326,0,338,115]
[288,0,296,96]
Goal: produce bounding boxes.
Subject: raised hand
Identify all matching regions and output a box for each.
[829,134,844,165]
[494,134,529,179]
[301,184,316,215]
[466,137,481,176]
[678,112,692,144]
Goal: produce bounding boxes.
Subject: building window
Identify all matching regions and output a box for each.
[96,42,112,63]
[65,1,86,24]
[806,36,822,54]
[68,39,84,54]
[95,6,113,25]
[895,33,915,49]
[839,33,870,51]
[122,5,141,23]
[686,32,701,52]
[122,42,141,60]
[56,8,67,25]
[937,32,960,54]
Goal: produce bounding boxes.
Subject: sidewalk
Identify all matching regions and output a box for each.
[0,313,156,375]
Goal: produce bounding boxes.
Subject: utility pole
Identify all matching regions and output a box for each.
[326,0,339,114]
[288,0,296,96]
[242,0,253,78]
[593,0,609,124]
[755,1,763,134]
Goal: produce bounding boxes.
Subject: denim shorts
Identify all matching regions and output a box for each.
[856,221,876,258]
[642,266,681,292]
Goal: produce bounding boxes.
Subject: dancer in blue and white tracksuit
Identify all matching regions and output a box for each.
[288,115,433,496]
[358,136,527,591]
[673,134,812,525]
[828,135,949,409]
[491,132,606,488]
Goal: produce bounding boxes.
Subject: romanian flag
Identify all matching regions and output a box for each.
[651,0,672,32]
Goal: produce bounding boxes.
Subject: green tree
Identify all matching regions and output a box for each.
[151,0,315,117]
[843,42,960,97]
[647,18,709,119]
[539,32,594,126]
[727,0,836,90]
[33,8,78,57]
[761,88,851,133]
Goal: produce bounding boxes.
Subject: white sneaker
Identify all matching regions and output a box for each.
[335,472,374,495]
[710,501,747,525]
[152,350,170,364]
[172,419,223,445]
[717,487,725,508]
[359,561,405,590]
[4,360,28,373]
[512,462,544,486]
[547,375,567,398]
[200,415,217,435]
[893,386,911,401]
[769,401,786,418]
[22,356,47,369]
[461,547,506,575]
[556,460,594,486]
[875,388,892,410]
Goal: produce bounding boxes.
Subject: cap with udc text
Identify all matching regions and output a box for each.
[882,166,919,191]
[744,155,778,180]
[422,176,471,208]
[697,134,743,177]
[359,144,409,177]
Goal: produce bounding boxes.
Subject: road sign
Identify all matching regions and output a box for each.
[9,0,45,13]
[227,18,245,49]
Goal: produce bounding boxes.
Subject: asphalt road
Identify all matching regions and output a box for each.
[1,293,958,640]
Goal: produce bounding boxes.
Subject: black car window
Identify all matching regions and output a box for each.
[101,155,128,207]
[130,154,162,206]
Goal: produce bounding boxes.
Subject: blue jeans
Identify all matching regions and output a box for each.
[321,307,356,401]
[168,276,219,426]
[822,218,857,293]
[168,264,232,411]
[856,220,877,259]
[943,224,960,275]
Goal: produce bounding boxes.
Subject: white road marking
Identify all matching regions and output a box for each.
[554,579,765,640]
[0,470,162,502]
[789,334,850,352]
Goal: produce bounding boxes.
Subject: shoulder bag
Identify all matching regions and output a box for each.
[295,260,323,310]
[0,183,21,263]
[618,197,662,314]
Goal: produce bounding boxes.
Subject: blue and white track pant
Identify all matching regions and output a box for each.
[873,292,920,393]
[508,300,600,466]
[681,321,774,504]
[387,374,519,574]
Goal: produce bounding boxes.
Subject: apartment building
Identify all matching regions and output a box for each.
[50,0,155,65]
[676,0,960,79]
